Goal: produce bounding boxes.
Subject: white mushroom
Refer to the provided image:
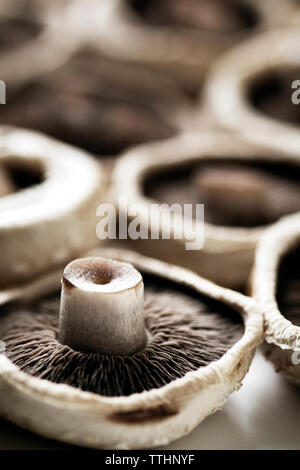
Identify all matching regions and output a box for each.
[0,49,192,158]
[90,0,296,94]
[112,131,300,290]
[252,212,300,386]
[0,0,82,88]
[0,248,262,449]
[0,126,105,288]
[206,28,300,155]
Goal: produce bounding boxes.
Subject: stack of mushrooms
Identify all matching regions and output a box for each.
[0,0,300,451]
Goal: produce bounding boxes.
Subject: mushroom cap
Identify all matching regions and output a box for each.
[252,212,300,386]
[90,0,296,92]
[111,131,300,289]
[1,49,193,157]
[0,126,105,288]
[0,248,262,449]
[206,28,300,154]
[0,0,82,87]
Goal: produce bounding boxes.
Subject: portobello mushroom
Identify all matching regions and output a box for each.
[252,212,300,386]
[0,49,192,158]
[0,0,80,88]
[0,0,45,54]
[112,132,300,290]
[92,0,295,95]
[206,28,300,154]
[0,125,105,289]
[0,248,262,448]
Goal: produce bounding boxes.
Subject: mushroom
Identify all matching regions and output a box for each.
[0,248,262,448]
[0,125,105,289]
[0,1,81,88]
[0,1,43,55]
[112,131,300,290]
[206,28,300,154]
[92,0,296,95]
[0,49,192,159]
[252,212,300,386]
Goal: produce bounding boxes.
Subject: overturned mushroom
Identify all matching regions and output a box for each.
[0,125,105,289]
[0,248,262,448]
[206,28,300,154]
[0,1,44,54]
[0,1,81,87]
[112,132,300,290]
[93,0,295,95]
[252,213,300,386]
[1,49,192,159]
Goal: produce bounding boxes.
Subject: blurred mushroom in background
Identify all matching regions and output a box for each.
[0,126,106,291]
[0,49,193,161]
[91,0,296,98]
[112,132,300,291]
[0,0,85,87]
[206,28,300,153]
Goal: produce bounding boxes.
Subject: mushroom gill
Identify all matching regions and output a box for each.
[0,55,178,156]
[0,258,243,397]
[145,161,300,228]
[276,246,300,327]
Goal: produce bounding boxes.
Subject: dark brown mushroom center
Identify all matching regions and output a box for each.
[144,160,300,228]
[0,274,243,397]
[276,246,300,327]
[129,0,258,33]
[0,17,41,52]
[64,261,117,287]
[0,67,176,156]
[249,67,300,126]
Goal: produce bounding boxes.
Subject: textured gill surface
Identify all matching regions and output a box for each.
[0,285,243,397]
[277,247,300,327]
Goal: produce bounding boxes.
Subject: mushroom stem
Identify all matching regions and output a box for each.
[0,164,16,198]
[58,257,147,355]
[195,165,267,221]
